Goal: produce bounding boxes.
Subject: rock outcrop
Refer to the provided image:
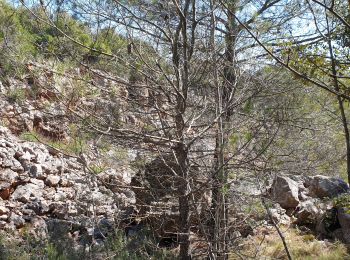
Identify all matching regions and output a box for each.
[271,176,300,209]
[269,174,350,244]
[307,175,349,198]
[0,126,135,241]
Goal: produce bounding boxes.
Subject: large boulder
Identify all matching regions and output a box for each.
[295,199,322,224]
[307,175,349,198]
[271,176,299,209]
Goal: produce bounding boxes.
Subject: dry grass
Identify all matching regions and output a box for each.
[230,226,349,260]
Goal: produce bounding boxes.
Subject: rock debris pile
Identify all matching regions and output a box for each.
[0,126,135,241]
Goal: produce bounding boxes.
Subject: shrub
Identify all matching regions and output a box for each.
[6,88,26,104]
[0,227,176,260]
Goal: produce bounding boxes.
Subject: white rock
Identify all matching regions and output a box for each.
[30,179,45,189]
[45,175,60,187]
[0,206,9,215]
[271,176,299,209]
[29,164,45,179]
[11,184,43,203]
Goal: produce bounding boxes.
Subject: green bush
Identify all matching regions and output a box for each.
[0,227,176,260]
[6,88,26,104]
[0,1,126,76]
[333,193,350,213]
[0,1,36,77]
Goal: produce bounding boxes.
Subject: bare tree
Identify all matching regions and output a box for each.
[17,0,318,258]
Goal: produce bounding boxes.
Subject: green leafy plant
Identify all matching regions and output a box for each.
[6,88,26,104]
[20,130,87,155]
[20,130,41,142]
[89,163,108,174]
[333,194,350,214]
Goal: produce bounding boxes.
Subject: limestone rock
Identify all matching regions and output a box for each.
[97,168,133,191]
[11,183,43,203]
[0,169,19,199]
[53,187,75,201]
[59,174,75,187]
[29,164,46,179]
[45,175,60,187]
[30,179,45,189]
[308,175,349,198]
[271,176,299,209]
[0,118,135,242]
[29,217,48,239]
[49,202,68,219]
[0,168,18,183]
[0,205,9,215]
[17,151,32,162]
[26,200,50,215]
[269,204,291,225]
[295,199,321,224]
[0,181,12,193]
[9,213,25,228]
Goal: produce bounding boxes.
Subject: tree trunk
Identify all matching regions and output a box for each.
[326,11,350,184]
[175,142,191,260]
[210,2,237,258]
[179,191,191,260]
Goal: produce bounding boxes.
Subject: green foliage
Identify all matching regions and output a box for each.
[322,208,340,233]
[0,227,175,260]
[243,199,266,220]
[0,1,36,76]
[17,9,92,61]
[0,1,131,78]
[130,157,147,171]
[229,133,239,150]
[333,194,350,213]
[243,98,253,113]
[20,130,41,142]
[5,88,26,104]
[20,130,87,155]
[244,131,253,143]
[228,130,254,152]
[89,163,108,174]
[220,183,230,195]
[62,137,87,155]
[114,147,129,161]
[240,228,349,260]
[45,243,67,260]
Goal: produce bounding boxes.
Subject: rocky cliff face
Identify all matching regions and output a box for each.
[0,125,135,243]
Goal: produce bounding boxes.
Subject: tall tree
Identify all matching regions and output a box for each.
[17,0,313,258]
